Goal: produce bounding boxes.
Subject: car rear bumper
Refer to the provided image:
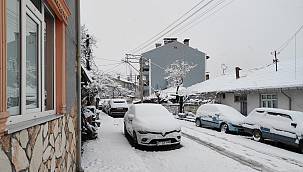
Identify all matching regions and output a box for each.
[136,131,181,146]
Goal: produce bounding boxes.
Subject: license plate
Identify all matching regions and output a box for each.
[157,140,171,145]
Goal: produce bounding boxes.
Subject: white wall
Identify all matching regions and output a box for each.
[220,93,240,112]
[247,93,259,114]
[278,90,303,112]
[218,89,303,114]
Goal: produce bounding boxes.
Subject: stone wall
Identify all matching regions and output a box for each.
[0,114,77,172]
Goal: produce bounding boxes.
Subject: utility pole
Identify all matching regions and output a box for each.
[123,54,143,102]
[271,50,280,72]
[139,57,144,103]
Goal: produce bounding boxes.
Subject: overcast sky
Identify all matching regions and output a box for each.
[80,0,303,79]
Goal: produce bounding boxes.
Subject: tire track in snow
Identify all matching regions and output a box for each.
[182,123,303,169]
[182,132,276,172]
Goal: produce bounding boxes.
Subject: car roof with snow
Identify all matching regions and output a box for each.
[111,99,127,103]
[133,104,170,116]
[252,108,303,122]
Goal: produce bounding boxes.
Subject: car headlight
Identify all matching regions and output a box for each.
[138,130,149,134]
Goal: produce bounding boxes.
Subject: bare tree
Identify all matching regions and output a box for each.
[165,59,196,94]
[165,60,196,113]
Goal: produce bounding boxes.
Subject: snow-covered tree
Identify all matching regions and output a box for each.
[81,25,97,71]
[164,60,196,113]
[165,59,197,90]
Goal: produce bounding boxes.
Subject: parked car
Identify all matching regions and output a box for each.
[195,104,245,133]
[242,108,303,153]
[108,99,128,117]
[124,104,181,147]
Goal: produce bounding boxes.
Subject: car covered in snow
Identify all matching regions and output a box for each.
[195,104,245,133]
[108,99,128,117]
[124,104,181,147]
[242,108,303,153]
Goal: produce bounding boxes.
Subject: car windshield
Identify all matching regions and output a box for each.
[113,101,126,103]
[135,104,169,117]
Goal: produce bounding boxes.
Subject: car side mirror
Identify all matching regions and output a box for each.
[128,114,135,121]
[291,122,297,128]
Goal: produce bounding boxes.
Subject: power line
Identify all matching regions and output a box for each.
[169,0,226,36]
[102,62,124,73]
[175,0,234,36]
[129,0,207,54]
[277,23,303,53]
[132,0,216,54]
[94,57,122,62]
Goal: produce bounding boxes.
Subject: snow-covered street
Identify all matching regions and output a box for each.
[82,112,257,172]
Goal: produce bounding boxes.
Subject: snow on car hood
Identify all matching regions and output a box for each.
[134,115,181,132]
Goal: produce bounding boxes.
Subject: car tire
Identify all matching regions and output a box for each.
[220,123,228,133]
[124,124,128,138]
[253,130,263,142]
[133,131,139,147]
[195,119,201,127]
[299,140,303,154]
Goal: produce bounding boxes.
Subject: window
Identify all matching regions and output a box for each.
[7,0,21,115]
[268,112,292,120]
[6,0,55,121]
[261,94,277,108]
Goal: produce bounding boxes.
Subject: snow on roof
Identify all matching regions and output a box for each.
[188,58,303,94]
[81,64,94,83]
[153,86,188,98]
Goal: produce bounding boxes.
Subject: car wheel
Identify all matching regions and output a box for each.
[299,140,303,154]
[253,130,262,142]
[124,124,128,137]
[220,123,228,133]
[133,131,139,147]
[195,119,201,127]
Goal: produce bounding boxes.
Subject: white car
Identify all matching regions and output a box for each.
[242,108,303,153]
[195,104,245,133]
[124,104,181,147]
[108,99,128,117]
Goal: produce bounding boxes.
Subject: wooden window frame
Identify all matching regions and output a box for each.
[0,0,70,135]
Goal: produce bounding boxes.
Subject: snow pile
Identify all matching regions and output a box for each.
[180,120,303,172]
[159,86,188,98]
[188,58,303,93]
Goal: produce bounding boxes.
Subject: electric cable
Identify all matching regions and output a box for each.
[129,0,207,53]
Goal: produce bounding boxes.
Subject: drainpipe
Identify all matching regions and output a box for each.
[281,89,291,110]
[76,0,83,171]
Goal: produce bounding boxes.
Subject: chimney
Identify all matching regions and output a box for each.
[183,39,190,46]
[235,67,241,79]
[205,72,210,80]
[155,43,162,48]
[164,38,177,45]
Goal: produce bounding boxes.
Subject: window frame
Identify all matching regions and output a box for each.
[7,0,56,125]
[261,93,278,108]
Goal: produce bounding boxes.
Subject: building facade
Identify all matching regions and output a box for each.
[142,38,206,96]
[187,58,303,115]
[0,0,81,171]
[216,89,303,116]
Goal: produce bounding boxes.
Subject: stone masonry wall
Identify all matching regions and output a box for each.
[0,114,77,172]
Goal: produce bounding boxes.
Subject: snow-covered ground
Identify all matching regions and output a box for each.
[82,112,258,172]
[180,120,303,172]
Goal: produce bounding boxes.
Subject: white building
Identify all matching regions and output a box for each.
[187,58,303,115]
